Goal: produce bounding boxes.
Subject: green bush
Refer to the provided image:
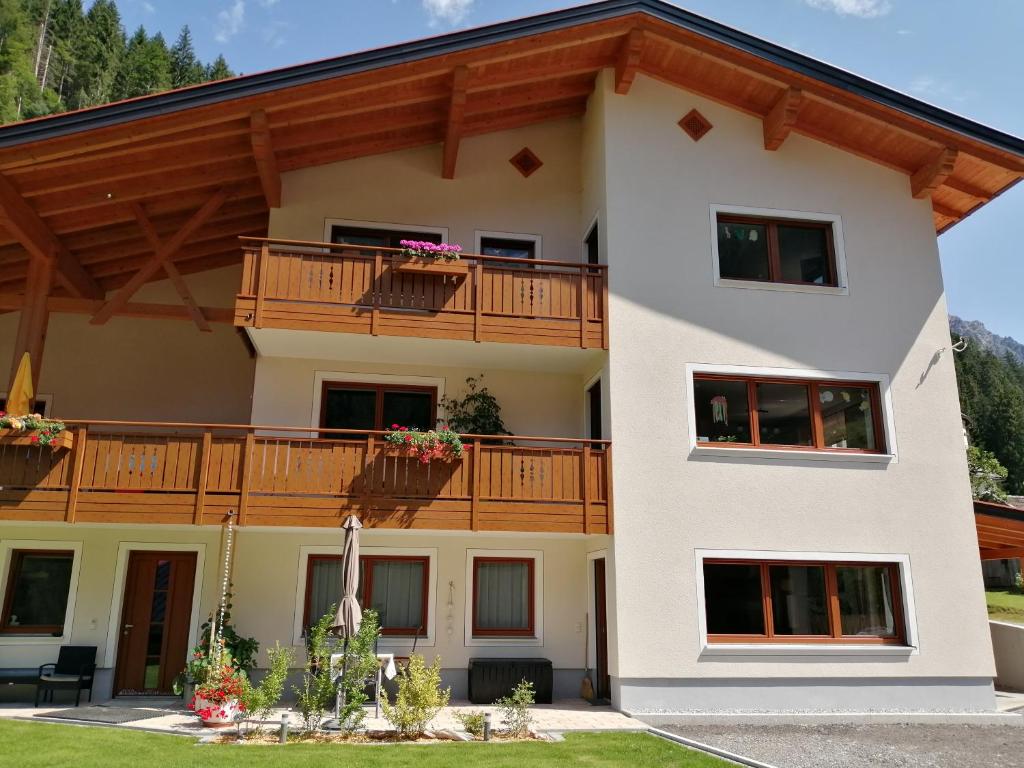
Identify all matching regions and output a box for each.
[495,680,534,738]
[241,643,295,729]
[453,710,487,738]
[293,610,337,732]
[380,654,451,736]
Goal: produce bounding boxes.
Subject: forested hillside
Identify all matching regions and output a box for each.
[0,0,234,123]
[955,329,1024,495]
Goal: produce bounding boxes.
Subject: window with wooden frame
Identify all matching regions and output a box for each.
[716,214,837,287]
[1,550,74,634]
[319,382,437,437]
[692,374,886,454]
[330,225,442,249]
[702,559,906,645]
[479,236,536,270]
[303,554,429,637]
[472,557,536,637]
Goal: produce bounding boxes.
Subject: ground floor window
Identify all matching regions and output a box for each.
[472,557,535,637]
[703,559,904,644]
[304,554,429,636]
[1,549,74,634]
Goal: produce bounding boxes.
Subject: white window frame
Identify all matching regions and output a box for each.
[322,218,449,247]
[694,549,919,656]
[0,539,82,646]
[474,230,542,261]
[465,548,544,647]
[709,204,850,295]
[0,392,53,416]
[685,362,898,464]
[294,545,437,649]
[103,542,206,668]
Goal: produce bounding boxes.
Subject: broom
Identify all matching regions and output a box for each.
[580,612,594,700]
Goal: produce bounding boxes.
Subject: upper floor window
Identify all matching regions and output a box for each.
[320,381,437,437]
[331,224,442,249]
[1,549,74,634]
[703,559,905,645]
[716,214,837,287]
[693,374,885,454]
[476,232,540,270]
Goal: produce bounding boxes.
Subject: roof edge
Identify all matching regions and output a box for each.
[0,0,1020,159]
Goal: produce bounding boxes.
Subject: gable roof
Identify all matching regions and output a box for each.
[0,0,1020,298]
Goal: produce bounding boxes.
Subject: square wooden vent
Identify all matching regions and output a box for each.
[509,147,543,177]
[678,109,712,142]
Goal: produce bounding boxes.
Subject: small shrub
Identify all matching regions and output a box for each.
[439,375,511,437]
[453,709,487,738]
[380,654,451,736]
[241,642,295,729]
[335,609,381,733]
[293,610,337,732]
[495,679,534,738]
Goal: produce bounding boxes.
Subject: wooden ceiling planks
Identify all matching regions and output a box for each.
[0,9,1016,304]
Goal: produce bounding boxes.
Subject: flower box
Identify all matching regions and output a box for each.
[0,428,73,450]
[394,257,469,277]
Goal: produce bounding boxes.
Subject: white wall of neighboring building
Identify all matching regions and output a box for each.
[598,71,993,711]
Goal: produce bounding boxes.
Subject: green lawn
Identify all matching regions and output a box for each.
[0,721,728,768]
[987,588,1024,624]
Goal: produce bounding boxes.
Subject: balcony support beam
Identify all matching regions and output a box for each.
[442,66,469,179]
[91,187,229,325]
[130,202,211,332]
[0,173,103,300]
[250,110,281,208]
[8,255,54,396]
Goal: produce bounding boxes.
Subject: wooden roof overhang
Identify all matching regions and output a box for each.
[975,500,1024,561]
[0,0,1020,317]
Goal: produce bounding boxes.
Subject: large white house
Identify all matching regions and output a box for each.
[0,0,1021,715]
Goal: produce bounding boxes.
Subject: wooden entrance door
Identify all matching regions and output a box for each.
[593,557,610,700]
[114,551,197,695]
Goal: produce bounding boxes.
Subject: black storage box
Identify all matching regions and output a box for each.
[467,658,553,704]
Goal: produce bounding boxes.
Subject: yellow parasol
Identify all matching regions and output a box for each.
[7,353,33,416]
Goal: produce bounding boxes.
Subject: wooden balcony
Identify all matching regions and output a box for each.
[234,238,608,349]
[0,422,612,534]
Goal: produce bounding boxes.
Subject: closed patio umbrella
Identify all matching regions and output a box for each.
[325,515,362,730]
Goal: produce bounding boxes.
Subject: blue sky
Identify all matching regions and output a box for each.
[116,0,1023,340]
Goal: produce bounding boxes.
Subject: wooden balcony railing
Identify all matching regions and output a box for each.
[234,238,608,349]
[0,422,612,534]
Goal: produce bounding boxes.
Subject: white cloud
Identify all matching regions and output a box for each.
[908,75,967,104]
[422,0,474,26]
[262,20,289,49]
[803,0,892,18]
[896,28,913,35]
[214,0,245,43]
[141,1,155,13]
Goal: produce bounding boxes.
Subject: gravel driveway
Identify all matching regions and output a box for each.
[659,723,1024,768]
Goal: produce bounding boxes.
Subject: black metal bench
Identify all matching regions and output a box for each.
[0,668,39,687]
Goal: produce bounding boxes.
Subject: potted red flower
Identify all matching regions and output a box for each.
[187,644,247,728]
[384,424,464,464]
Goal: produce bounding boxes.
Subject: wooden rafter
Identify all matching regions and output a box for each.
[911,147,959,199]
[0,173,102,299]
[943,176,993,202]
[130,202,211,332]
[932,201,966,220]
[90,188,229,325]
[441,66,469,180]
[614,28,645,95]
[0,292,232,324]
[763,86,803,151]
[249,110,281,208]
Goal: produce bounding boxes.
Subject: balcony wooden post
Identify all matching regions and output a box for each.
[470,438,482,531]
[237,430,254,525]
[473,261,484,342]
[254,243,270,328]
[582,443,592,534]
[371,251,384,335]
[604,444,614,534]
[193,429,213,526]
[362,434,377,511]
[600,270,609,350]
[63,426,88,523]
[578,265,590,349]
